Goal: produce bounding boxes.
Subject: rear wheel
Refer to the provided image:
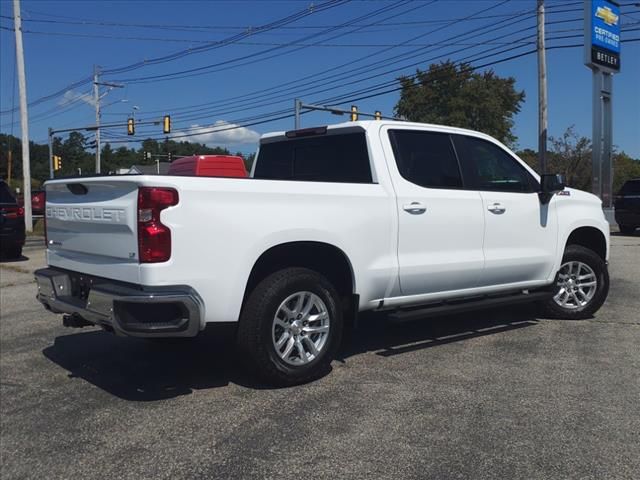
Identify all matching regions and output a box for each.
[237,267,343,386]
[540,245,609,319]
[618,225,636,235]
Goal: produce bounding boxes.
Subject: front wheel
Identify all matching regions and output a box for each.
[237,267,343,386]
[540,245,609,319]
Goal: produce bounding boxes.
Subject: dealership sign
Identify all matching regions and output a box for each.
[585,0,621,72]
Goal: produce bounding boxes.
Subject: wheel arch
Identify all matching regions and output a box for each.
[243,241,356,304]
[564,226,607,261]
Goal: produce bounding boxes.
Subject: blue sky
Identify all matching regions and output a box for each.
[1,0,639,157]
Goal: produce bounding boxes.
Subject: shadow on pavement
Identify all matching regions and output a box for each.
[341,304,539,359]
[43,305,539,401]
[611,231,639,237]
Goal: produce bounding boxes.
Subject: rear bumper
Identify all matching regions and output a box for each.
[34,267,204,338]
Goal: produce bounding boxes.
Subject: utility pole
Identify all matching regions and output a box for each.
[47,127,54,179]
[13,0,32,232]
[93,65,101,174]
[537,0,548,174]
[7,149,12,183]
[92,69,123,174]
[294,98,302,129]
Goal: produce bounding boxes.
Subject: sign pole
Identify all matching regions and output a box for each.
[584,0,620,219]
[601,72,613,209]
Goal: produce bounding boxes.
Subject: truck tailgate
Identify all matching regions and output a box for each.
[45,178,141,282]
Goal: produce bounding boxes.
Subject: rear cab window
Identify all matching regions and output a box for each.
[254,129,373,183]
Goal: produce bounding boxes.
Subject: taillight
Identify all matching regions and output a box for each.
[137,187,179,263]
[3,207,24,219]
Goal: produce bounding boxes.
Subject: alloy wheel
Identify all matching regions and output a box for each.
[272,291,330,366]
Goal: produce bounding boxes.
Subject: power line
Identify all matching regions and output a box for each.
[102,36,640,145]
[99,0,349,77]
[43,2,585,135]
[146,18,637,128]
[0,0,348,116]
[119,0,519,112]
[129,3,536,122]
[109,0,428,83]
[8,5,581,31]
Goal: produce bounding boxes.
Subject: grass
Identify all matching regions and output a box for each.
[26,217,45,237]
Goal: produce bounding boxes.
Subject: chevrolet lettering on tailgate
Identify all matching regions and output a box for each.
[46,206,127,223]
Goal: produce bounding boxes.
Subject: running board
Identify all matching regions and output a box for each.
[387,290,552,323]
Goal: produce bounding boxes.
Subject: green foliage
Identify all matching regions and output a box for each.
[243,152,256,172]
[394,61,525,146]
[614,152,640,193]
[1,132,252,183]
[516,126,640,193]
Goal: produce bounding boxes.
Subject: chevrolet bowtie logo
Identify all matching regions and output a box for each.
[595,5,619,26]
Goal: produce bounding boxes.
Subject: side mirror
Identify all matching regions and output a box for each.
[539,174,565,204]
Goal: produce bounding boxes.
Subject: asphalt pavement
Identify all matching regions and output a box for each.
[1,234,639,479]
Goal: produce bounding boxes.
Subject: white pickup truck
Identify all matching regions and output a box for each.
[35,121,610,385]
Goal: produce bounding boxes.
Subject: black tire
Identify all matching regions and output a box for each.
[618,225,636,235]
[540,244,609,319]
[237,267,343,386]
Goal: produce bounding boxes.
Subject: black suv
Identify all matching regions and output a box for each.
[0,181,25,259]
[614,178,640,235]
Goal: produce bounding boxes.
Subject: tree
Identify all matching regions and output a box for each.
[613,152,640,193]
[547,126,592,190]
[517,126,640,193]
[2,130,264,181]
[394,61,525,146]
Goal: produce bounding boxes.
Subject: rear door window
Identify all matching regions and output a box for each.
[452,135,539,193]
[388,129,463,189]
[254,131,372,183]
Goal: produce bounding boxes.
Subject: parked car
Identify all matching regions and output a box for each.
[167,155,248,178]
[614,178,640,235]
[35,121,610,385]
[0,180,26,259]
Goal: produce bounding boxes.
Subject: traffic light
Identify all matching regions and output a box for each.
[374,111,382,120]
[163,115,171,134]
[350,105,358,122]
[127,118,135,135]
[53,155,62,171]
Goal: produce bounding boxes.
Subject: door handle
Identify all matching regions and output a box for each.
[487,202,506,214]
[403,202,427,214]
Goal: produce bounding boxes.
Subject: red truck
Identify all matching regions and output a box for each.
[168,155,248,178]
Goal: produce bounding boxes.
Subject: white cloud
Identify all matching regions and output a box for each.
[59,89,96,107]
[178,120,260,146]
